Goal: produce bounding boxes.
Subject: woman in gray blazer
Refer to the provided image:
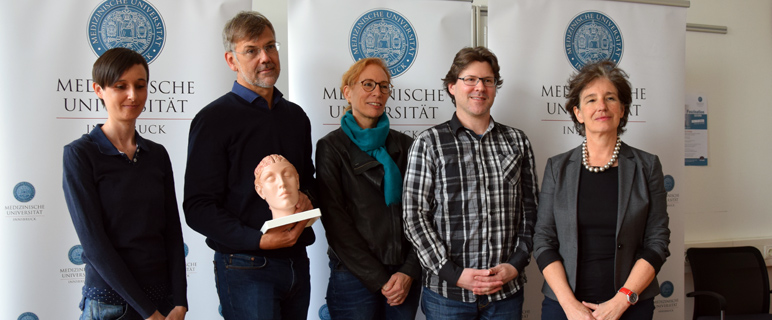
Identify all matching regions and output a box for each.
[533,61,670,320]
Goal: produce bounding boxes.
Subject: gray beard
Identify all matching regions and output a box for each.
[242,70,274,89]
[235,55,277,89]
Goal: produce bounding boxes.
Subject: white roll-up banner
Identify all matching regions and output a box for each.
[288,0,472,317]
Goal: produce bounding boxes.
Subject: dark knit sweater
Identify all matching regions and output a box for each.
[183,82,315,258]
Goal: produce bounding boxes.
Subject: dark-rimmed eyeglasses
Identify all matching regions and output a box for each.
[458,76,497,87]
[232,42,280,60]
[359,80,393,94]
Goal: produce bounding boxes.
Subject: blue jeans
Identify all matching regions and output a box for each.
[421,286,524,320]
[541,296,655,320]
[325,256,421,320]
[214,251,310,320]
[79,296,173,320]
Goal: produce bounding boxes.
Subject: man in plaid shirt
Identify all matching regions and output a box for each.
[402,47,539,320]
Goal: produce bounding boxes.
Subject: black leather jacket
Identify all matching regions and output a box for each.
[315,128,421,292]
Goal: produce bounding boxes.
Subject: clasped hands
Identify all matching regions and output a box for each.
[456,263,518,295]
[562,293,630,320]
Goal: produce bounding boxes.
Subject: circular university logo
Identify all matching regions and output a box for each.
[564,11,623,71]
[663,175,675,192]
[183,243,189,257]
[88,0,166,63]
[349,9,418,78]
[13,182,35,203]
[69,245,85,265]
[18,312,39,320]
[660,281,674,298]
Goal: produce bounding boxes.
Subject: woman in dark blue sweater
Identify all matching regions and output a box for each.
[63,48,188,320]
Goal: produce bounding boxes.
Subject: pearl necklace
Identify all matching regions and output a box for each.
[582,137,621,173]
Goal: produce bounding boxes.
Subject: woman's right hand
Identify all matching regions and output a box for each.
[561,298,597,320]
[145,310,165,320]
[542,261,596,320]
[381,272,413,306]
[165,306,187,320]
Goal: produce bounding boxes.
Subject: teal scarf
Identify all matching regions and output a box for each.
[340,112,402,206]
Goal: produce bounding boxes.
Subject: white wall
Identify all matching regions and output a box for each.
[684,1,772,315]
[683,0,772,243]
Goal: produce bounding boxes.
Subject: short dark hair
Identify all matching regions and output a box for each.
[566,60,632,136]
[223,11,275,52]
[92,48,148,106]
[442,46,503,105]
[92,48,148,88]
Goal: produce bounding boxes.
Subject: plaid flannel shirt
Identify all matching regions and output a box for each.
[403,113,539,302]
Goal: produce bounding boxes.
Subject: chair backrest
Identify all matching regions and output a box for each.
[687,246,770,319]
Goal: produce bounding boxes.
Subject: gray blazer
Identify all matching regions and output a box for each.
[533,142,670,302]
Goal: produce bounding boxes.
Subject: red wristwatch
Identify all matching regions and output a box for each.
[618,287,639,305]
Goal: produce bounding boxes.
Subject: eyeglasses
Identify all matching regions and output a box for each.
[232,42,280,60]
[359,79,393,94]
[458,76,497,87]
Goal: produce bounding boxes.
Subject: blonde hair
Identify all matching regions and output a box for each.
[340,58,391,112]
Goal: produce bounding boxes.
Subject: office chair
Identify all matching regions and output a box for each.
[686,246,772,320]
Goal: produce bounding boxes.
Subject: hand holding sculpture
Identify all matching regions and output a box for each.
[254,154,300,219]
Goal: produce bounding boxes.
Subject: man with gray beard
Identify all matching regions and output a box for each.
[183,11,316,320]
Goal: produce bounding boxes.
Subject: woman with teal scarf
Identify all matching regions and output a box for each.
[316,58,421,319]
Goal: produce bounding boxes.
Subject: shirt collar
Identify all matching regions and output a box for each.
[89,124,148,156]
[230,81,284,110]
[449,112,496,137]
